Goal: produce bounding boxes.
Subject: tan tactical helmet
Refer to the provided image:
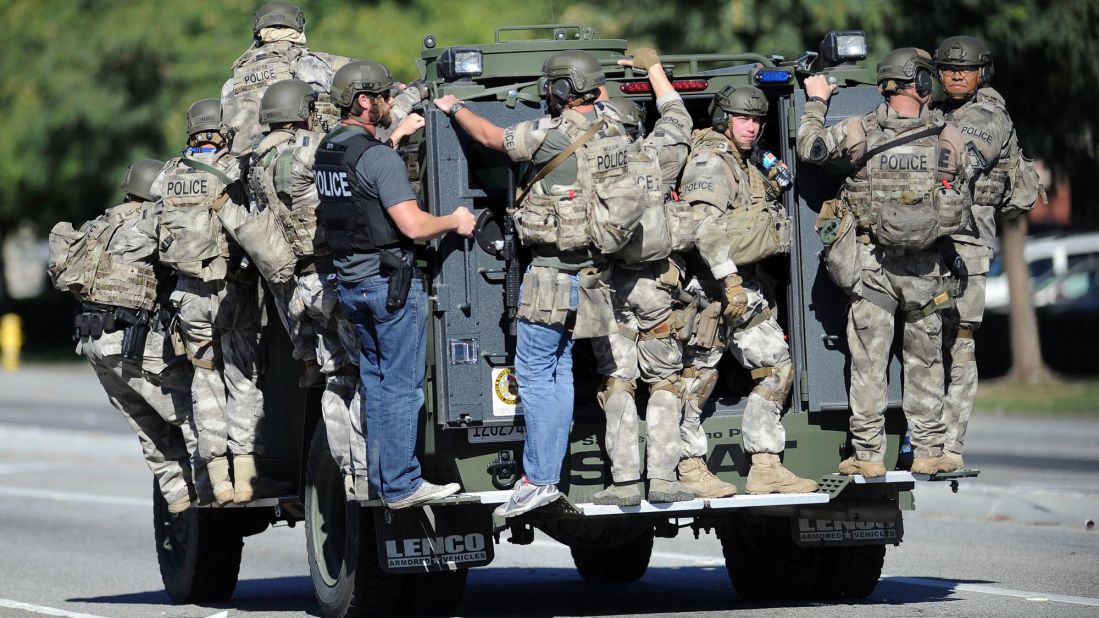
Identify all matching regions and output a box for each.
[253,1,306,35]
[709,84,768,132]
[184,98,223,135]
[542,50,606,101]
[331,61,398,108]
[260,79,316,125]
[607,97,644,127]
[120,159,164,202]
[877,47,935,96]
[934,35,994,84]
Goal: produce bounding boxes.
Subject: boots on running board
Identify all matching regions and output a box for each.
[677,456,736,498]
[746,453,819,494]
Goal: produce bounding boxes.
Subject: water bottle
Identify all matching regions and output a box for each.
[896,433,913,471]
[759,150,793,189]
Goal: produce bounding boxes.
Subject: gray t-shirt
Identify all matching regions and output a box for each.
[330,130,418,282]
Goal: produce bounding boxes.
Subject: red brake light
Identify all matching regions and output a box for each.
[671,79,709,92]
[619,82,651,94]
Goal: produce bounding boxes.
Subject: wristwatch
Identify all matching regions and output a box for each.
[449,101,467,115]
[807,95,828,105]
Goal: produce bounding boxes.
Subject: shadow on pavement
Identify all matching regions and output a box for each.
[67,569,975,616]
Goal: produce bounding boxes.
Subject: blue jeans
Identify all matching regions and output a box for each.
[337,276,427,502]
[516,272,579,486]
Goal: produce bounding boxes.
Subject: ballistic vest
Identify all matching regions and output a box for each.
[250,127,324,258]
[314,125,407,254]
[157,153,235,277]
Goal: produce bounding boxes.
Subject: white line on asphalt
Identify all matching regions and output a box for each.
[883,575,1099,607]
[0,461,69,475]
[0,485,148,507]
[205,612,229,618]
[529,539,723,565]
[0,598,111,618]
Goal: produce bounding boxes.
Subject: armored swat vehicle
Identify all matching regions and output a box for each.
[151,25,977,617]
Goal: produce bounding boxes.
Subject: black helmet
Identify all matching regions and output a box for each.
[542,50,606,104]
[934,35,994,84]
[260,79,316,125]
[331,61,398,108]
[184,98,223,135]
[253,1,305,35]
[120,159,163,202]
[877,47,935,96]
[709,84,768,133]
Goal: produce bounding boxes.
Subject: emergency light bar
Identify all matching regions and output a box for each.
[753,68,793,84]
[618,79,709,94]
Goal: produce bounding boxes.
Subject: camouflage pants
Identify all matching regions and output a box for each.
[592,262,683,483]
[942,241,992,455]
[724,282,792,455]
[293,273,367,478]
[848,244,947,461]
[80,329,196,503]
[171,275,265,460]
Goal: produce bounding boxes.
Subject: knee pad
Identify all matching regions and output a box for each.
[751,362,793,403]
[683,367,718,409]
[597,377,637,410]
[650,374,682,398]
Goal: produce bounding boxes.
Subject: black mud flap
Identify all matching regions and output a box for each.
[791,513,903,548]
[372,504,495,574]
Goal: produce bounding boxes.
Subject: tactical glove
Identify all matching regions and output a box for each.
[630,48,661,71]
[408,79,430,101]
[722,274,749,320]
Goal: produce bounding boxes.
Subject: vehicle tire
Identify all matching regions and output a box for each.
[814,544,886,599]
[719,515,821,602]
[153,480,245,604]
[570,528,654,583]
[398,569,469,617]
[305,423,402,618]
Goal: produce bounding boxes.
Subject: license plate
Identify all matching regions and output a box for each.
[467,425,525,444]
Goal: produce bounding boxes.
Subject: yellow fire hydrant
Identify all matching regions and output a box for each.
[1,313,23,372]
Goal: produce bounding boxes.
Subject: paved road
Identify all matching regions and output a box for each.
[0,364,1096,618]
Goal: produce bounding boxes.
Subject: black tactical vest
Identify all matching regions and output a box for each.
[314,126,407,254]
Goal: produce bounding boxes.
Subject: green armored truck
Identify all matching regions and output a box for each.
[151,25,977,617]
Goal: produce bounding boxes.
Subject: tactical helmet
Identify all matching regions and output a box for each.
[606,97,644,127]
[877,47,935,96]
[184,98,223,135]
[331,61,398,108]
[120,159,164,202]
[260,79,316,125]
[253,1,306,35]
[934,35,994,83]
[711,84,769,117]
[542,50,606,99]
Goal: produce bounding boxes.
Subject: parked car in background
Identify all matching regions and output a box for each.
[1035,257,1099,311]
[985,231,1099,312]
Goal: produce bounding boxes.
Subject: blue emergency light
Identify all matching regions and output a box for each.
[754,68,792,84]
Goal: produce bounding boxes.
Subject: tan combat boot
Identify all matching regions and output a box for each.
[746,454,819,494]
[207,456,235,505]
[677,457,737,498]
[648,479,694,503]
[838,456,886,478]
[232,454,257,504]
[912,454,958,475]
[167,495,193,514]
[941,451,964,470]
[593,481,642,506]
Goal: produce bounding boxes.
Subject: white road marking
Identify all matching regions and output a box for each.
[205,612,229,618]
[0,485,148,507]
[0,598,111,618]
[884,575,1099,607]
[528,539,723,565]
[0,461,69,475]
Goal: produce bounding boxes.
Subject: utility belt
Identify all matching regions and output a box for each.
[74,301,153,361]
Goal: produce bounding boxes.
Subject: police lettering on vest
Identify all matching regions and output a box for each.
[165,179,210,197]
[878,153,929,171]
[314,169,352,198]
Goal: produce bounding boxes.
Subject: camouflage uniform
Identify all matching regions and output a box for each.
[593,92,692,488]
[68,200,197,506]
[682,131,794,457]
[797,101,968,463]
[155,151,266,479]
[935,86,1031,457]
[248,124,368,486]
[221,29,351,155]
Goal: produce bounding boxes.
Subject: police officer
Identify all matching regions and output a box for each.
[589,49,697,505]
[246,78,369,496]
[932,35,1039,469]
[221,1,352,155]
[799,48,970,476]
[157,99,265,504]
[433,51,638,517]
[680,85,818,494]
[317,61,474,509]
[49,160,197,512]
